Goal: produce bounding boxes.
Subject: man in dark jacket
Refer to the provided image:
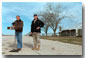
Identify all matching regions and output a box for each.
[10,15,23,52]
[30,14,44,50]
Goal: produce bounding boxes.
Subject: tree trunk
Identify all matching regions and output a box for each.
[45,26,49,36]
[46,31,47,36]
[53,29,56,36]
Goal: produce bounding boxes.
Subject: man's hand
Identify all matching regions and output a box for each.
[7,26,15,30]
[7,27,10,29]
[36,27,40,30]
[13,25,15,28]
[30,32,32,34]
[29,32,32,36]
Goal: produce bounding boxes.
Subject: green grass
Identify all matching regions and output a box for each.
[41,36,82,45]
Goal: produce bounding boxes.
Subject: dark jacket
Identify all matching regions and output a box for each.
[31,19,44,33]
[12,19,23,32]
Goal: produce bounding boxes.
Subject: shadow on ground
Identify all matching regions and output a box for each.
[23,43,33,48]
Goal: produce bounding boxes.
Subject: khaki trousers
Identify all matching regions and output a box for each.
[32,32,40,46]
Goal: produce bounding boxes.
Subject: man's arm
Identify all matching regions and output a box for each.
[31,21,33,33]
[12,21,16,26]
[30,21,33,36]
[39,20,44,27]
[36,20,44,30]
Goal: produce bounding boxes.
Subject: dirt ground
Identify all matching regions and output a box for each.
[2,36,82,55]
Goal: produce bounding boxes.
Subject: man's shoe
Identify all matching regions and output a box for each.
[17,48,21,51]
[16,48,21,52]
[36,45,40,50]
[9,49,21,52]
[9,49,19,52]
[36,48,40,51]
[32,47,36,50]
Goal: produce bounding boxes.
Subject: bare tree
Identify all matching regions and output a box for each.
[38,12,51,36]
[38,3,74,36]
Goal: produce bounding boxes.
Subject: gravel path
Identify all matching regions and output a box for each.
[2,36,82,55]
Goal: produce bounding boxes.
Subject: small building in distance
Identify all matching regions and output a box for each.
[59,24,82,37]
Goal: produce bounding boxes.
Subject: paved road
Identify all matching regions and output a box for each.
[2,36,82,55]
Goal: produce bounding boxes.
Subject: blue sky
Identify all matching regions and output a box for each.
[2,2,82,35]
